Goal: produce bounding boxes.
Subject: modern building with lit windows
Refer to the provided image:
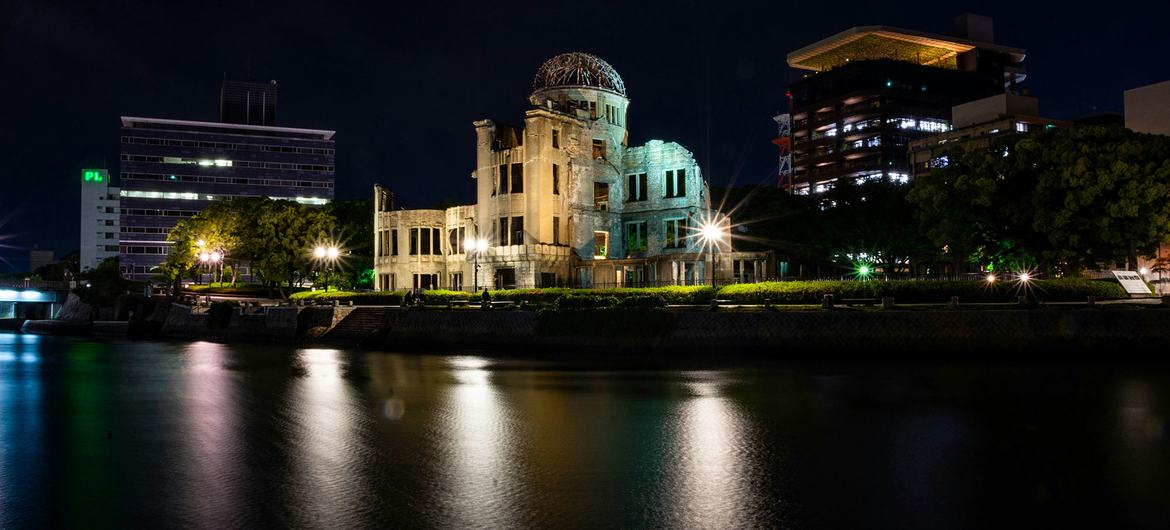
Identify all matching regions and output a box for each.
[117,81,335,279]
[909,92,1065,177]
[79,168,121,271]
[374,52,772,291]
[782,14,1026,194]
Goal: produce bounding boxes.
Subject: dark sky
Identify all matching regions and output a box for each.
[2,0,1167,272]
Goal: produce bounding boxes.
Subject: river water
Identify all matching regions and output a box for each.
[2,333,1169,528]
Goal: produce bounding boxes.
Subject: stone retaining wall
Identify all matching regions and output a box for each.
[376,309,1170,355]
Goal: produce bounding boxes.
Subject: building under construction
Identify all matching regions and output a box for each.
[774,14,1026,194]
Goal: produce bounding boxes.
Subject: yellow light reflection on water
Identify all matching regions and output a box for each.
[667,377,760,528]
[439,356,519,528]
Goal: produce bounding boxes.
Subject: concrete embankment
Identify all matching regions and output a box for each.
[368,308,1170,355]
[17,301,1170,354]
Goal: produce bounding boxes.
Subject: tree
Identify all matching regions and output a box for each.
[327,198,374,290]
[819,178,936,277]
[242,199,334,296]
[1029,126,1170,270]
[908,125,1170,273]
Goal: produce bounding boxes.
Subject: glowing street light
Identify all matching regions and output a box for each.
[312,244,342,292]
[986,273,997,283]
[1018,272,1031,283]
[464,236,491,293]
[698,215,729,289]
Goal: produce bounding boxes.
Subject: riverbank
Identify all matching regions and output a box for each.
[18,300,1170,356]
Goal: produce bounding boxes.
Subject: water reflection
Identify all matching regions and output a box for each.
[285,348,373,527]
[667,376,764,528]
[181,342,243,527]
[436,356,521,528]
[0,333,44,527]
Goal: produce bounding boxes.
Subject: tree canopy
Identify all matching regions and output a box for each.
[907,125,1170,272]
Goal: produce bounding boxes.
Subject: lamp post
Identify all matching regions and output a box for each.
[699,216,728,289]
[464,236,490,293]
[314,245,340,292]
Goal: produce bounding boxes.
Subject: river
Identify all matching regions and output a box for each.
[1,333,1168,528]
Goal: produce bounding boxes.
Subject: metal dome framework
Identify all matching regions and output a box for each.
[532,52,627,97]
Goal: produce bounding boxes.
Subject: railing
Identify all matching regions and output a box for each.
[0,279,73,290]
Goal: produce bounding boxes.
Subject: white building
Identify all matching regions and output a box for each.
[79,168,121,271]
[374,52,772,291]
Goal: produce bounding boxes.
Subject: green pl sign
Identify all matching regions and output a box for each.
[82,169,103,183]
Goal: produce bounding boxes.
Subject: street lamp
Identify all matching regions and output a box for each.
[313,245,341,292]
[464,236,490,293]
[698,215,728,289]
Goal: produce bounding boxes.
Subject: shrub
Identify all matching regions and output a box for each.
[288,290,405,305]
[208,301,238,329]
[555,294,619,311]
[493,286,713,304]
[714,278,1127,304]
[615,294,667,310]
[416,289,471,304]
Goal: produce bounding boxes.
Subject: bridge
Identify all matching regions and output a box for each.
[0,281,67,320]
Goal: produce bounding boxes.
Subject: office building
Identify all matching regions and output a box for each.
[374,52,772,291]
[118,81,335,280]
[909,93,1065,177]
[79,168,121,271]
[780,14,1026,193]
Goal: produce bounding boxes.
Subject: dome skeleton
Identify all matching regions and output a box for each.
[532,52,627,97]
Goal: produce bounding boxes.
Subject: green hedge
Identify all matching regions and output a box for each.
[287,279,1124,307]
[491,286,713,304]
[288,289,471,305]
[555,294,619,311]
[186,284,292,296]
[715,278,1127,304]
[289,290,406,305]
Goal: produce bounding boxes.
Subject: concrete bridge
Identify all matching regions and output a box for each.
[0,281,67,320]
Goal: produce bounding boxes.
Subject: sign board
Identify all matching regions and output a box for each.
[1112,271,1153,295]
[82,169,103,183]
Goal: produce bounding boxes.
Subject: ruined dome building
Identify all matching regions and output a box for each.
[374,53,772,290]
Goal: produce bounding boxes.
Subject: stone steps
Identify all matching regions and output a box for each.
[324,307,387,341]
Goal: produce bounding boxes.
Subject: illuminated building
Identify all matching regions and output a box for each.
[118,80,335,280]
[909,93,1065,177]
[375,53,772,290]
[781,14,1026,194]
[79,168,121,271]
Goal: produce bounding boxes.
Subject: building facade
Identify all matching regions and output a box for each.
[117,81,335,280]
[375,53,773,291]
[79,168,121,271]
[909,93,1065,177]
[782,14,1026,194]
[1125,80,1170,136]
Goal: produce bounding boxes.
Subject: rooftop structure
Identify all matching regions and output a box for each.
[788,25,1026,82]
[780,14,1026,194]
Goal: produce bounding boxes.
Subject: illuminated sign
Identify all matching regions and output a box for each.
[82,169,104,183]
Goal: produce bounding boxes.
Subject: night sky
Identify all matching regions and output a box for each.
[2,0,1167,272]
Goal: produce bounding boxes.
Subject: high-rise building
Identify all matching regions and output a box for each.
[782,14,1026,194]
[79,168,121,271]
[118,84,335,280]
[220,80,278,126]
[374,53,773,291]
